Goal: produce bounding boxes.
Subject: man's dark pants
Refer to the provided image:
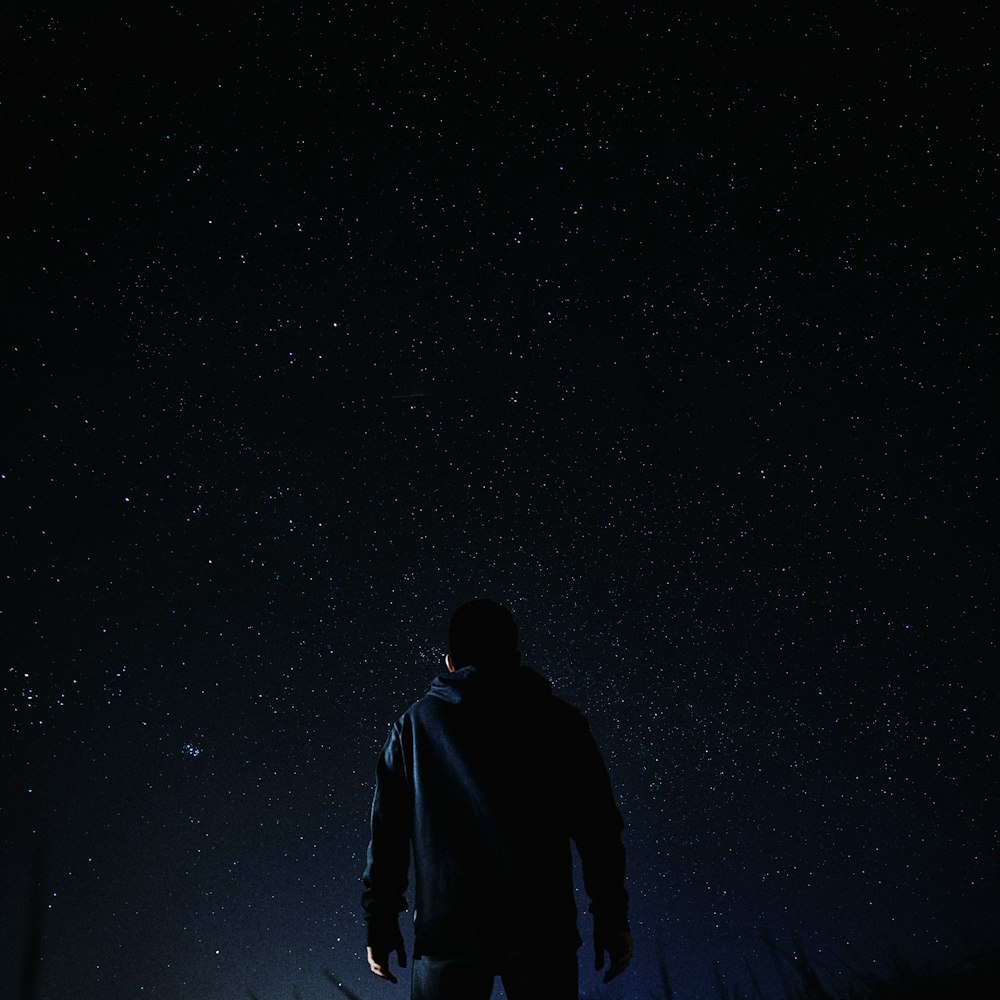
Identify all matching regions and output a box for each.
[411,948,579,1000]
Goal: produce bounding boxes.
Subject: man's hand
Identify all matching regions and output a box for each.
[594,927,633,984]
[367,943,407,984]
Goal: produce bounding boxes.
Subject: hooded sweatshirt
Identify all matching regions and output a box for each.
[362,663,628,960]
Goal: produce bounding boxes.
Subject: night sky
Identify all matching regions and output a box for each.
[2,6,996,1000]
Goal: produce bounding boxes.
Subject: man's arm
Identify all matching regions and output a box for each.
[567,715,632,983]
[362,721,411,981]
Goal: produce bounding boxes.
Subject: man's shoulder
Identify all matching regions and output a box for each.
[392,668,591,740]
[394,690,449,733]
[546,689,587,725]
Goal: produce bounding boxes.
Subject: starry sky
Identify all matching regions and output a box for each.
[1,6,996,1000]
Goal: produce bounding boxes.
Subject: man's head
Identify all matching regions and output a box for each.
[446,599,520,671]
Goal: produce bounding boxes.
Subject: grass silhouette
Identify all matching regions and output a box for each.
[322,968,366,1000]
[15,858,998,1000]
[703,931,1000,1000]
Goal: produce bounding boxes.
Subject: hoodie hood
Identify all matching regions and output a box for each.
[427,663,553,705]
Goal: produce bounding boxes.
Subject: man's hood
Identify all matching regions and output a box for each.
[427,663,554,705]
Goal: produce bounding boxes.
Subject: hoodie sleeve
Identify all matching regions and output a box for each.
[361,720,412,946]
[566,715,629,933]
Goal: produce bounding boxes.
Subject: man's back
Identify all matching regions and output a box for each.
[362,600,630,998]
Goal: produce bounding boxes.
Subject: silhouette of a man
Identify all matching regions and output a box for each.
[362,599,631,999]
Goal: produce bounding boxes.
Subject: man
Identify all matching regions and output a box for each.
[362,599,632,999]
